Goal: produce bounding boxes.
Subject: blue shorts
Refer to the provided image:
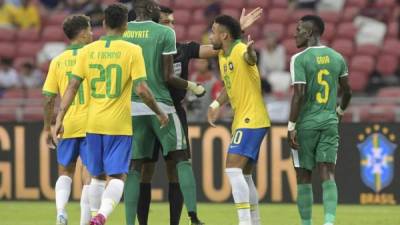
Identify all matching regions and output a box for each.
[86,133,132,176]
[57,137,88,167]
[228,128,269,162]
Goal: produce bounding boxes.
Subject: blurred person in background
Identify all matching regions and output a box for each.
[0,0,16,28]
[258,31,286,94]
[0,58,20,91]
[291,0,320,10]
[13,0,40,29]
[19,62,42,88]
[84,0,104,27]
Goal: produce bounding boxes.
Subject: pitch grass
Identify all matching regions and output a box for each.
[0,202,399,225]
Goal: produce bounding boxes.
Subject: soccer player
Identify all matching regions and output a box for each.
[52,4,168,225]
[287,15,352,225]
[135,6,264,225]
[122,0,205,224]
[208,15,271,225]
[42,14,94,225]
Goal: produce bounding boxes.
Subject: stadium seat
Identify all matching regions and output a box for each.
[174,24,186,41]
[348,71,368,92]
[337,22,357,40]
[44,12,68,26]
[387,22,398,38]
[173,0,195,9]
[13,57,35,70]
[222,0,246,9]
[158,0,172,7]
[377,87,400,97]
[282,38,299,56]
[17,28,40,41]
[27,88,43,98]
[246,0,270,8]
[350,55,375,74]
[2,89,25,98]
[331,39,354,58]
[382,39,400,56]
[319,11,341,24]
[375,0,396,8]
[244,25,262,41]
[355,44,380,56]
[41,26,65,42]
[174,10,191,25]
[23,106,43,121]
[92,27,106,40]
[271,0,288,8]
[342,7,360,22]
[286,23,298,39]
[267,8,289,24]
[289,9,315,23]
[192,9,206,24]
[186,24,207,41]
[0,106,19,122]
[346,0,367,7]
[323,22,335,42]
[16,42,42,58]
[376,54,398,76]
[0,42,16,58]
[263,23,285,40]
[221,8,241,19]
[360,105,396,122]
[0,28,16,41]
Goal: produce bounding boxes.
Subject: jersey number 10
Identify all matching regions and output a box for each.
[89,64,122,98]
[316,69,330,104]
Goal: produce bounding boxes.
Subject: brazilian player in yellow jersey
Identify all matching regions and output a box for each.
[53,4,168,225]
[208,15,270,225]
[42,15,93,225]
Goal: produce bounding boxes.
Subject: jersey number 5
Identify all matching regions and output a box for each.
[316,69,330,104]
[89,64,122,98]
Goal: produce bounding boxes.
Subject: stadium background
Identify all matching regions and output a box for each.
[0,0,400,224]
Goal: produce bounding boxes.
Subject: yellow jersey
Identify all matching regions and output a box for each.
[42,44,89,138]
[218,40,270,132]
[72,35,146,136]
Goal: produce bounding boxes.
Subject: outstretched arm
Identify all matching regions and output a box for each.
[287,84,306,149]
[43,95,56,148]
[244,35,257,66]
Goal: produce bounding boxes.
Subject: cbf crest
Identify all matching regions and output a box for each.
[357,125,397,193]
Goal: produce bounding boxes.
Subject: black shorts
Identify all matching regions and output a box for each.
[147,104,190,162]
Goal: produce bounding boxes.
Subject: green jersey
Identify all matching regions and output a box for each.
[290,46,348,130]
[123,20,177,109]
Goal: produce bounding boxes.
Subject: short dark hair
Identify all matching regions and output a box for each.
[214,15,242,40]
[300,15,325,36]
[160,5,173,14]
[104,3,128,29]
[62,15,90,40]
[134,0,155,13]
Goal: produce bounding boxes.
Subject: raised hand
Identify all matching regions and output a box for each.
[240,7,263,31]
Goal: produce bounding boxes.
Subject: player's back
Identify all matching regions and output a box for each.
[123,21,175,105]
[42,44,89,138]
[291,46,348,129]
[72,36,146,135]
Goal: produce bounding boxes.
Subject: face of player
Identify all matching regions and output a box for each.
[294,20,311,48]
[159,12,174,29]
[209,23,224,50]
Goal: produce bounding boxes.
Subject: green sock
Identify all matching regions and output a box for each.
[124,170,141,225]
[176,161,197,213]
[297,183,313,225]
[322,180,338,224]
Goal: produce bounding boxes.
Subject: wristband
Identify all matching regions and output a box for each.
[209,100,220,109]
[187,81,197,91]
[336,106,345,116]
[288,121,296,131]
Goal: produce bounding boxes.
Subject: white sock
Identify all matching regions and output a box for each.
[89,178,106,216]
[225,168,251,224]
[80,185,91,225]
[245,175,261,225]
[55,175,72,216]
[98,179,124,218]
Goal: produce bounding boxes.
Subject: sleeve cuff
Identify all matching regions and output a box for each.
[292,81,306,85]
[42,91,57,97]
[70,74,83,81]
[162,50,177,55]
[340,73,349,77]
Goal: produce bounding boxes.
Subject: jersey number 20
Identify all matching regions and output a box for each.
[90,64,122,98]
[316,69,330,104]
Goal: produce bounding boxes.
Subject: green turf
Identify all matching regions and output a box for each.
[0,201,398,225]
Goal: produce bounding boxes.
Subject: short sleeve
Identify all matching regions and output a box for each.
[290,54,306,84]
[186,41,200,59]
[162,28,177,55]
[131,46,147,81]
[339,56,349,77]
[42,59,59,96]
[71,47,87,81]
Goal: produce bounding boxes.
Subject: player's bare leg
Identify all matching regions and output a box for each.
[243,162,260,225]
[225,154,252,225]
[318,163,337,225]
[295,168,313,225]
[80,165,92,225]
[55,163,76,225]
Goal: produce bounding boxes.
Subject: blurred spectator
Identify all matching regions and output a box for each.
[19,62,42,88]
[40,0,59,9]
[258,32,286,93]
[201,0,221,43]
[360,0,389,22]
[0,0,16,28]
[37,42,67,65]
[187,59,223,122]
[317,0,344,12]
[294,0,320,10]
[0,58,20,90]
[65,0,89,13]
[354,16,386,46]
[13,0,40,29]
[84,0,104,27]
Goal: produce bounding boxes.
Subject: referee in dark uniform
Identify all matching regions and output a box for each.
[133,5,264,225]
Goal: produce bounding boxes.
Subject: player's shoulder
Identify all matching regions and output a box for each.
[325,46,346,61]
